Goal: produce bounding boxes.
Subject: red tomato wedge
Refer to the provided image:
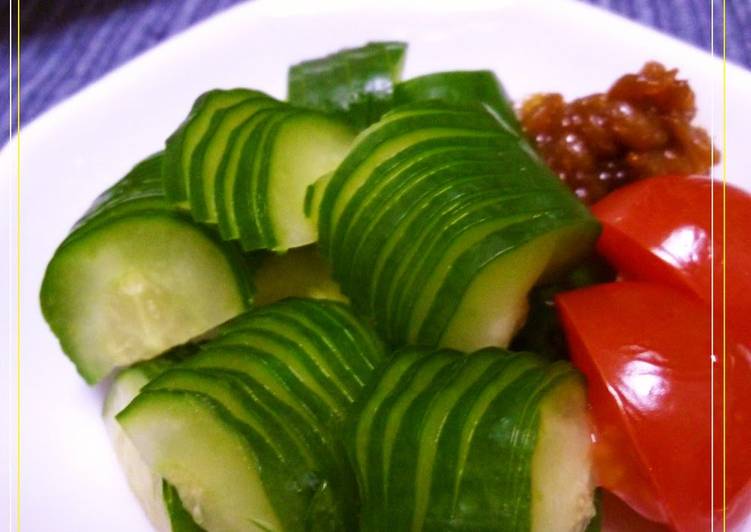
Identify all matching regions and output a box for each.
[601,490,670,532]
[591,175,751,337]
[556,282,751,531]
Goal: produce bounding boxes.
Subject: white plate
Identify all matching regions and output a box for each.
[3,0,750,530]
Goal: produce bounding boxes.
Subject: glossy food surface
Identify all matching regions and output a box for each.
[557,282,751,531]
[520,63,718,203]
[591,174,751,338]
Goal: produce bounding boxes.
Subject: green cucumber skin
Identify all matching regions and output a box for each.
[215,107,281,241]
[163,89,262,206]
[317,102,598,350]
[411,213,593,344]
[217,109,288,240]
[120,389,314,532]
[375,186,550,341]
[122,299,385,531]
[340,161,529,314]
[144,367,358,532]
[393,70,521,134]
[162,482,206,532]
[346,348,582,532]
[317,106,502,250]
[362,350,460,531]
[331,139,506,287]
[233,109,302,250]
[189,96,280,223]
[288,41,408,129]
[190,343,338,428]
[40,153,254,383]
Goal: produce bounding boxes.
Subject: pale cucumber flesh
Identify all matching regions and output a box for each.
[118,391,282,532]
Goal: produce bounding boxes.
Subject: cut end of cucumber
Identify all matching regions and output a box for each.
[435,220,600,352]
[41,215,250,383]
[268,115,355,251]
[103,368,171,532]
[531,376,596,532]
[252,246,346,307]
[436,232,556,351]
[118,390,282,532]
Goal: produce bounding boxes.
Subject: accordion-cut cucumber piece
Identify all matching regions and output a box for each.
[264,112,354,251]
[189,96,280,223]
[102,346,203,532]
[164,89,262,208]
[394,70,521,133]
[288,41,408,129]
[121,299,386,531]
[318,105,502,251]
[346,347,596,532]
[118,390,284,532]
[103,360,174,532]
[168,88,355,252]
[215,107,279,240]
[40,155,253,383]
[318,103,599,350]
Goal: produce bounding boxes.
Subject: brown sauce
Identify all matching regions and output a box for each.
[520,62,719,204]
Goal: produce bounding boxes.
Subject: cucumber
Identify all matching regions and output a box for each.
[167,90,356,252]
[119,298,386,531]
[189,96,281,223]
[164,89,264,208]
[263,112,354,251]
[102,345,203,532]
[318,106,503,251]
[317,102,599,350]
[288,42,408,129]
[40,154,253,383]
[215,107,279,240]
[394,70,521,134]
[252,246,346,306]
[511,257,616,360]
[346,347,596,532]
[163,482,206,532]
[118,390,286,532]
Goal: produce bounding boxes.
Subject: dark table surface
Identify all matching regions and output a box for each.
[2,0,749,143]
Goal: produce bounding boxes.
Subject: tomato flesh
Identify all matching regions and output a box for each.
[591,174,751,336]
[556,282,751,531]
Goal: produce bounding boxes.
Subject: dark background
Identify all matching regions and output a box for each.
[2,0,750,142]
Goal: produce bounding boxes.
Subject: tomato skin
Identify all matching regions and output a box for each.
[556,282,751,531]
[591,175,751,337]
[601,490,670,532]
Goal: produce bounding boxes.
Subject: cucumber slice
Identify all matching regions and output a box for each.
[331,138,505,288]
[215,108,272,239]
[189,96,280,223]
[531,376,596,532]
[288,41,407,129]
[234,108,302,249]
[264,112,354,251]
[317,103,599,351]
[394,70,521,134]
[163,482,205,532]
[118,390,285,532]
[103,361,173,532]
[183,345,331,428]
[102,346,202,532]
[346,347,596,532]
[169,90,355,252]
[317,106,502,250]
[121,299,386,531]
[164,89,262,207]
[252,246,346,307]
[40,155,253,383]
